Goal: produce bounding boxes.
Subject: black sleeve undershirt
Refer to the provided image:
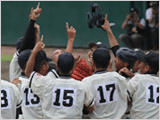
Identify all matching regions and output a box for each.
[19,19,36,53]
[111,45,120,57]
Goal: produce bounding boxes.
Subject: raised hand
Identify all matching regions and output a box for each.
[101,14,111,31]
[66,22,76,42]
[31,2,42,21]
[33,35,45,53]
[29,7,33,21]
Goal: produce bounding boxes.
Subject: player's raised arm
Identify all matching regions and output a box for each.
[101,14,119,57]
[65,22,76,54]
[25,35,45,77]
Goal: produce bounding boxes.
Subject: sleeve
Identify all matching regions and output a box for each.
[12,84,22,108]
[145,8,152,20]
[83,83,94,107]
[140,18,146,28]
[9,52,22,82]
[19,19,36,53]
[111,45,120,57]
[30,72,48,99]
[127,75,140,101]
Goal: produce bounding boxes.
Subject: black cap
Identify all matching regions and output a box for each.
[18,49,51,70]
[16,37,24,51]
[35,50,51,61]
[130,8,138,14]
[88,42,108,50]
[133,48,145,62]
[58,52,74,73]
[18,49,32,69]
[142,51,159,71]
[92,48,111,68]
[116,47,137,69]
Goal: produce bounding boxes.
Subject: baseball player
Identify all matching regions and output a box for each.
[24,43,94,118]
[1,80,22,119]
[9,2,42,82]
[119,48,145,78]
[18,49,57,119]
[88,41,112,72]
[127,51,159,119]
[82,48,128,119]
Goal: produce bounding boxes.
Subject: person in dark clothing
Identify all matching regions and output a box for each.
[119,8,146,49]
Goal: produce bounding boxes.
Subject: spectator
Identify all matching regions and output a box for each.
[127,51,159,119]
[82,48,128,119]
[1,79,22,119]
[145,1,159,50]
[119,8,146,49]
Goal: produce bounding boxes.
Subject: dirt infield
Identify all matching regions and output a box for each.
[1,46,159,82]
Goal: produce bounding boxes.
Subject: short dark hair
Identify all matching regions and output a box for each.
[57,52,74,74]
[92,48,111,69]
[34,59,48,73]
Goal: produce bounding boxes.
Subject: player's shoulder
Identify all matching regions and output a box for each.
[1,80,18,91]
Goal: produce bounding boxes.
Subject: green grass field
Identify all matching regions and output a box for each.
[1,54,13,62]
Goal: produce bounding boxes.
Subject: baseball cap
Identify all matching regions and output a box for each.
[133,48,145,62]
[18,49,32,69]
[18,49,51,69]
[92,48,111,68]
[35,50,51,61]
[142,51,159,71]
[16,37,24,51]
[88,41,108,50]
[116,47,137,69]
[58,52,74,73]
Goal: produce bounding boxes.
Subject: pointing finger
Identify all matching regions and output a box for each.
[40,35,43,42]
[105,14,108,21]
[66,22,69,30]
[30,7,33,14]
[37,2,40,8]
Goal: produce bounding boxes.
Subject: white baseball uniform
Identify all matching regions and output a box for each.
[1,80,22,119]
[82,71,128,119]
[30,72,94,119]
[127,74,159,119]
[9,51,22,82]
[18,69,59,119]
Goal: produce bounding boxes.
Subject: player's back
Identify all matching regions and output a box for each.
[20,76,43,119]
[128,74,159,119]
[1,80,22,119]
[40,76,92,119]
[82,71,128,119]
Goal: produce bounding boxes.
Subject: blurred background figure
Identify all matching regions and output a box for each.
[145,1,159,50]
[119,8,146,49]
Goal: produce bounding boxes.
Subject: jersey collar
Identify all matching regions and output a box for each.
[94,70,107,74]
[59,74,72,79]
